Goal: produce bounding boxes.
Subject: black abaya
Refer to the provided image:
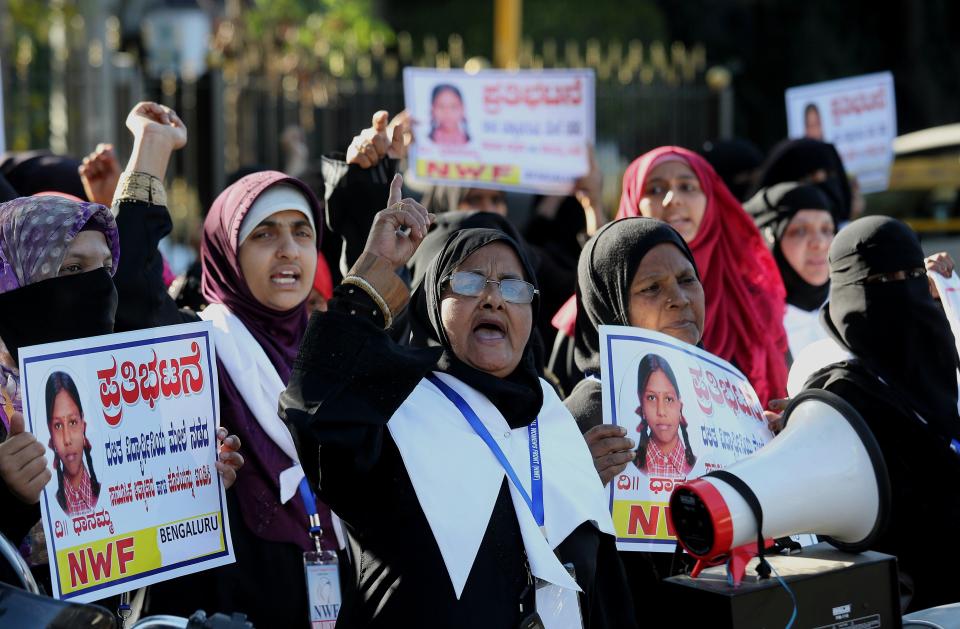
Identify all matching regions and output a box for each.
[280,230,636,628]
[803,216,960,611]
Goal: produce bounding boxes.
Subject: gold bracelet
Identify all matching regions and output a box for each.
[115,171,168,207]
[342,275,394,329]
[346,251,410,316]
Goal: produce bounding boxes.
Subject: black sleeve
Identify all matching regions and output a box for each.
[278,285,440,520]
[0,481,40,544]
[322,155,398,274]
[112,198,198,331]
[564,379,604,434]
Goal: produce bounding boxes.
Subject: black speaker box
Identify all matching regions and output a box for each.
[663,543,900,628]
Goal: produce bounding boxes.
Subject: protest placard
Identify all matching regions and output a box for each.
[930,271,960,360]
[19,321,233,603]
[403,67,595,194]
[599,326,775,553]
[785,72,897,193]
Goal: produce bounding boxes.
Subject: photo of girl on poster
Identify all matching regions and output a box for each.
[46,370,101,515]
[633,353,697,477]
[428,83,470,146]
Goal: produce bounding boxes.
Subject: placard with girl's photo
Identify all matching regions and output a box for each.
[599,325,775,553]
[18,321,234,603]
[403,67,595,194]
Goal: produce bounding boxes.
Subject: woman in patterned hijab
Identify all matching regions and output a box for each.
[0,194,119,563]
[0,195,119,425]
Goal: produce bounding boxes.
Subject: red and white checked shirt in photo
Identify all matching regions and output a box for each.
[63,464,97,515]
[644,439,693,478]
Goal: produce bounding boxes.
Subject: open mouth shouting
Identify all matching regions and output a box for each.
[270,266,302,288]
[472,315,508,343]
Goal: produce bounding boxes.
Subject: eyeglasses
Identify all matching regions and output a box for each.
[444,271,538,304]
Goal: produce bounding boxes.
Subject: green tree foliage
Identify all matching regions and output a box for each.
[235,0,394,73]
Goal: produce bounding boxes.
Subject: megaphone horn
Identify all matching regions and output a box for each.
[668,389,891,570]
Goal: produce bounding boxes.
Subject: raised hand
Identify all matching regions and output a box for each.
[124,102,188,181]
[584,424,635,486]
[347,110,404,168]
[0,411,51,504]
[79,143,122,207]
[386,110,412,160]
[574,144,606,235]
[126,102,187,150]
[362,174,434,269]
[215,426,243,490]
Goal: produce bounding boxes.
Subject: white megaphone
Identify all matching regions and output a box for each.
[668,389,891,581]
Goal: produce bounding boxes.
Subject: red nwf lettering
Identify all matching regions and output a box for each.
[627,504,660,536]
[67,537,136,588]
[425,161,449,177]
[454,163,486,180]
[626,504,675,537]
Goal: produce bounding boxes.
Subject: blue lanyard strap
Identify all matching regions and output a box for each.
[426,374,544,528]
[298,477,324,538]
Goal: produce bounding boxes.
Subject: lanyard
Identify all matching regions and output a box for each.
[426,374,544,529]
[299,476,325,549]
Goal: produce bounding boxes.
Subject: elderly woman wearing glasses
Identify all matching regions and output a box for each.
[279,176,636,628]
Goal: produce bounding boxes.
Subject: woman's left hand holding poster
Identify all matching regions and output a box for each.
[0,411,51,503]
[584,424,635,486]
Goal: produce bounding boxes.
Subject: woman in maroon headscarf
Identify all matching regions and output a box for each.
[553,146,787,406]
[106,102,335,627]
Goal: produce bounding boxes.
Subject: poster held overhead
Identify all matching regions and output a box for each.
[785,72,896,193]
[18,321,234,604]
[403,67,595,195]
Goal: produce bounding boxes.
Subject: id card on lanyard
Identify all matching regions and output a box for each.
[300,478,342,628]
[426,375,583,629]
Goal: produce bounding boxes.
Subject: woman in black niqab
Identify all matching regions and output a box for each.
[803,215,960,611]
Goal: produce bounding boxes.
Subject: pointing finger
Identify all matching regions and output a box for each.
[386,174,403,208]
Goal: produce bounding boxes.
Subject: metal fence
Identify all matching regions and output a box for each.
[2,24,728,238]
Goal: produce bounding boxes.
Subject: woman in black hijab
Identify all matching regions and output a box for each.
[563,217,703,626]
[418,184,580,357]
[754,138,852,223]
[803,215,960,611]
[566,217,702,433]
[744,182,837,360]
[279,179,635,628]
